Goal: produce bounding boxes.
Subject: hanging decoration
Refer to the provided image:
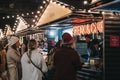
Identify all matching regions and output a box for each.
[73,20,104,35]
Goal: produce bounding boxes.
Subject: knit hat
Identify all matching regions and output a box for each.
[8,36,19,46]
[62,33,74,44]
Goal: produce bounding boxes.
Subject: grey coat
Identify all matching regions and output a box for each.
[6,47,21,80]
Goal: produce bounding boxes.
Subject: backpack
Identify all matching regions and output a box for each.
[47,48,56,70]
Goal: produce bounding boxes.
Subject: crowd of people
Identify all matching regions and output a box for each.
[0,35,48,80]
[0,33,103,80]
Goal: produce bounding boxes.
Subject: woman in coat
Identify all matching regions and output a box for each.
[53,33,82,80]
[6,36,21,80]
[21,39,48,80]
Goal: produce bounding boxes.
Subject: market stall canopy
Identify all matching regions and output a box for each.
[36,1,72,27]
[15,17,28,33]
[35,12,103,30]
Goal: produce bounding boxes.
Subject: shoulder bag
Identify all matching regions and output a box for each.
[27,53,47,80]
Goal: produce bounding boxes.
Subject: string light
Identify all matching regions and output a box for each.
[22,14,24,16]
[43,1,46,4]
[37,11,40,14]
[7,16,10,18]
[35,15,38,18]
[31,12,34,14]
[12,15,15,18]
[40,6,43,9]
[33,19,36,22]
[3,17,5,19]
[27,13,29,15]
[84,0,88,5]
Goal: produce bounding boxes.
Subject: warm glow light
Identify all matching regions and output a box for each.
[31,25,34,27]
[33,19,35,22]
[6,25,13,36]
[35,15,38,18]
[102,11,105,14]
[27,13,29,15]
[32,12,34,14]
[40,6,43,9]
[73,21,104,35]
[3,17,5,19]
[16,17,28,32]
[88,10,91,12]
[43,1,46,4]
[84,1,88,4]
[7,16,10,18]
[14,23,17,25]
[37,11,40,14]
[12,15,14,18]
[21,14,24,16]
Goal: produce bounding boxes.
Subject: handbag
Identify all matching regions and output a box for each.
[27,53,47,80]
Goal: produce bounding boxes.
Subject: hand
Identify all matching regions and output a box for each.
[1,71,7,80]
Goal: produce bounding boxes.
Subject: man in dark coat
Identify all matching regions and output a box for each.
[53,33,82,80]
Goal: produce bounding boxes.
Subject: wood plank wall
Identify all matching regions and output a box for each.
[104,14,120,80]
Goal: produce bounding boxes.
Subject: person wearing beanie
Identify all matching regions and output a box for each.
[6,36,21,80]
[61,32,76,49]
[53,33,82,80]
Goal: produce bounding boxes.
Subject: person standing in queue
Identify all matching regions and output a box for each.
[6,36,21,80]
[53,33,82,80]
[21,39,48,80]
[47,40,62,80]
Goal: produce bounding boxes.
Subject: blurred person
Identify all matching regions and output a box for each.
[21,36,29,55]
[90,39,101,58]
[90,39,103,70]
[53,33,82,80]
[81,35,93,62]
[85,34,92,50]
[0,43,7,80]
[6,36,21,80]
[21,39,48,80]
[47,40,61,80]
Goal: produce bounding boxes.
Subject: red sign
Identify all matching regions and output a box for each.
[110,35,119,47]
